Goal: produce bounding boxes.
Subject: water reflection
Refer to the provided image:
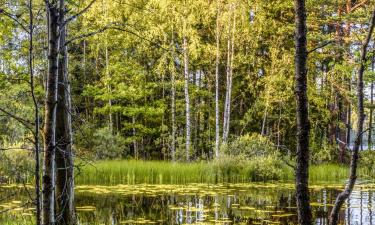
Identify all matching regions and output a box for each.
[1,183,375,224]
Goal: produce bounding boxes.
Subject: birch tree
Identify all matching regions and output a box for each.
[214,0,221,158]
[222,4,235,144]
[43,1,60,224]
[183,29,191,161]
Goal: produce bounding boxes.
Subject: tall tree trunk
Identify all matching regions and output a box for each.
[330,9,375,225]
[170,32,176,161]
[369,51,374,150]
[105,45,113,132]
[132,115,138,160]
[369,80,373,150]
[222,5,235,144]
[346,81,351,149]
[55,0,75,224]
[43,2,59,224]
[183,34,191,161]
[29,1,41,224]
[214,1,220,158]
[294,0,312,225]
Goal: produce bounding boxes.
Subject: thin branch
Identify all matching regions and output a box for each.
[113,26,171,52]
[308,40,335,54]
[349,0,370,13]
[65,24,112,46]
[0,10,29,33]
[0,107,35,130]
[0,147,33,152]
[64,0,97,25]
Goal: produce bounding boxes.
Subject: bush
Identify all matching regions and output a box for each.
[211,154,283,182]
[0,148,34,183]
[92,127,127,159]
[360,151,375,174]
[244,154,284,181]
[220,133,276,158]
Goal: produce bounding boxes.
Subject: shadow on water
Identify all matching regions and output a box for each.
[1,182,375,224]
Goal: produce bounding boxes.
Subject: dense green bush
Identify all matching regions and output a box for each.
[360,151,375,174]
[0,148,34,183]
[215,134,284,182]
[75,124,127,159]
[92,127,127,159]
[220,133,276,158]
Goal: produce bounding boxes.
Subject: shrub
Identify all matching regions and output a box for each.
[245,154,284,181]
[360,151,375,174]
[0,148,34,183]
[220,133,276,158]
[92,127,127,159]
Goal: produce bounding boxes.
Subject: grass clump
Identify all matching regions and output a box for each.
[76,158,288,185]
[76,159,375,185]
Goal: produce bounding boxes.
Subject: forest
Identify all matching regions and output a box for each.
[0,0,375,224]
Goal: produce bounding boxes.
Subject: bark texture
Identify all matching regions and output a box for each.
[29,1,41,223]
[294,0,312,225]
[329,9,375,225]
[183,35,191,161]
[214,1,220,158]
[55,0,75,223]
[43,2,59,224]
[222,5,235,144]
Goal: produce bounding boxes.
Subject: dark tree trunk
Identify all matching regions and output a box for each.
[55,0,75,224]
[43,2,59,224]
[329,9,375,225]
[29,1,41,224]
[294,0,312,225]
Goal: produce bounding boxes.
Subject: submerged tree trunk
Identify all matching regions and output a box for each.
[43,2,59,224]
[29,1,41,224]
[55,0,75,223]
[214,1,220,158]
[294,0,312,225]
[330,9,375,225]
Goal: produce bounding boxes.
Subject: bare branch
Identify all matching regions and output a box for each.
[308,40,335,54]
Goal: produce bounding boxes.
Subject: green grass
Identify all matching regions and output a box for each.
[76,160,375,185]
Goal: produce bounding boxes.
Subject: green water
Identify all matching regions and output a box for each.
[1,182,375,224]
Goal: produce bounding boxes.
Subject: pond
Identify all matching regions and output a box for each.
[0,182,374,224]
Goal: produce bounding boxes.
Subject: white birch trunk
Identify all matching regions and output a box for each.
[214,1,221,158]
[43,2,59,224]
[223,5,235,144]
[183,35,191,161]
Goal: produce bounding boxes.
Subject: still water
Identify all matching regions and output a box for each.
[1,182,375,224]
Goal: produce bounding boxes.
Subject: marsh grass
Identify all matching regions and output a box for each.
[76,160,375,185]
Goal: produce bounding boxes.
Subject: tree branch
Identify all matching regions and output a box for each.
[0,107,34,130]
[65,24,112,46]
[349,0,370,13]
[308,40,334,54]
[64,0,97,25]
[0,10,29,33]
